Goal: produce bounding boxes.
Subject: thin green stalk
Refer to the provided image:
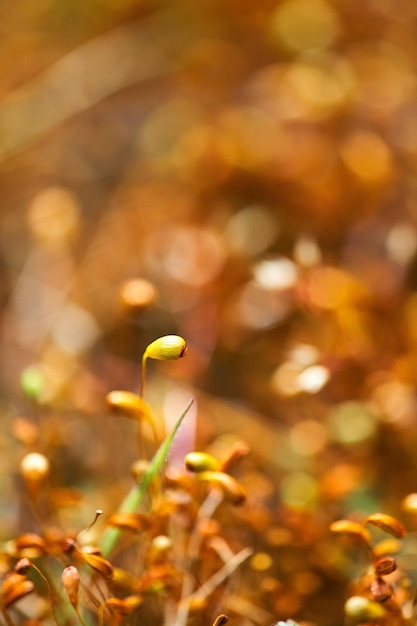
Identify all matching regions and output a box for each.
[100,399,194,557]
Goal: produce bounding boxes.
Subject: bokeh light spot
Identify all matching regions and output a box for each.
[270,0,340,53]
[328,401,377,445]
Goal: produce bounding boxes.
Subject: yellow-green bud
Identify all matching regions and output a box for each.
[344,596,386,621]
[144,335,188,361]
[185,452,221,473]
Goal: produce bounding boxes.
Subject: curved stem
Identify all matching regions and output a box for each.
[30,562,60,626]
[172,488,224,626]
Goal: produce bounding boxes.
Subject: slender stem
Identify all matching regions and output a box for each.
[187,547,253,604]
[172,489,224,626]
[30,562,60,626]
[1,610,16,626]
[140,354,147,398]
[75,607,88,626]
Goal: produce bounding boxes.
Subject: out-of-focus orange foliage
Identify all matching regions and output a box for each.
[2,1,417,625]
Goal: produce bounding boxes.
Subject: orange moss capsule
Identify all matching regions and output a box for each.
[198,471,246,505]
[61,566,80,608]
[1,573,34,609]
[329,519,371,544]
[20,453,50,498]
[364,513,406,539]
[106,391,152,421]
[15,533,46,556]
[82,553,114,579]
[14,558,30,575]
[374,556,397,576]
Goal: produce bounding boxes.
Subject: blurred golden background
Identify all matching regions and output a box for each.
[2,1,417,624]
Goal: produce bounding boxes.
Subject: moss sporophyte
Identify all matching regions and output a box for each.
[4,336,258,626]
[6,333,417,626]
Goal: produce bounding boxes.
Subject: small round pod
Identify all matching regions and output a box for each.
[20,452,50,499]
[185,452,221,473]
[374,556,397,577]
[61,566,80,608]
[144,335,188,361]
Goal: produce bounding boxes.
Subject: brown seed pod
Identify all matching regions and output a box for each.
[62,538,78,555]
[374,556,397,576]
[364,513,406,539]
[14,558,31,576]
[61,566,80,608]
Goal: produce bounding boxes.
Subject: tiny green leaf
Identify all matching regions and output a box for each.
[20,366,44,401]
[100,399,193,557]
